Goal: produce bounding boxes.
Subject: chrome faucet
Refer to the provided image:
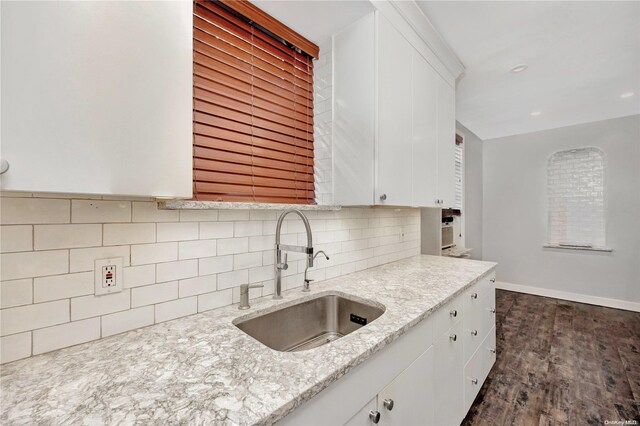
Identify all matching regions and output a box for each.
[274,209,314,299]
[303,250,329,292]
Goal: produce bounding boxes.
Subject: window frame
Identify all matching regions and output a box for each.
[544,146,611,252]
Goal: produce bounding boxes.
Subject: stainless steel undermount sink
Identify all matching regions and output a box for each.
[233,293,385,352]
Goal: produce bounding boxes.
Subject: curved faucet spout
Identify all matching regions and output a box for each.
[275,209,312,248]
[273,209,314,299]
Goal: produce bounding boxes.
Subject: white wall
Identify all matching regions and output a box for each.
[457,122,483,260]
[483,115,640,306]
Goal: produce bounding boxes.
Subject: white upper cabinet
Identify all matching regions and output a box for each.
[412,53,439,207]
[0,1,193,198]
[376,15,414,206]
[333,13,376,206]
[333,10,458,207]
[436,77,457,208]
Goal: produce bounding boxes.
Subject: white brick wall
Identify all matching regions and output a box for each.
[547,147,606,247]
[0,193,420,363]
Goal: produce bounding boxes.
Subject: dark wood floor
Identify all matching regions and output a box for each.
[463,290,640,425]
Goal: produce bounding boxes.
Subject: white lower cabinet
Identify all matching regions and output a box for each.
[433,321,464,426]
[345,397,378,426]
[378,346,434,426]
[279,272,496,426]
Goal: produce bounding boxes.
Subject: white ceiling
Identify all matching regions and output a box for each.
[418,1,640,140]
[252,0,374,46]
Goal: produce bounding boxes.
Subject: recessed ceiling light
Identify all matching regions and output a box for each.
[620,92,635,98]
[531,111,541,116]
[510,64,528,73]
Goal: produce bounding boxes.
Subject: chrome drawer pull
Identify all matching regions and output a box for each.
[471,330,478,336]
[383,399,394,411]
[449,334,457,342]
[450,309,458,317]
[471,293,478,299]
[471,378,478,385]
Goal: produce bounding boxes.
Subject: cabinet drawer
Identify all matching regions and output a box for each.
[433,295,463,338]
[481,326,497,383]
[463,341,483,413]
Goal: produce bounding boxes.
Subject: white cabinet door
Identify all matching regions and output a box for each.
[433,321,464,426]
[376,14,413,206]
[333,14,376,206]
[378,346,434,426]
[1,1,192,198]
[436,76,456,207]
[411,53,439,207]
[344,396,377,426]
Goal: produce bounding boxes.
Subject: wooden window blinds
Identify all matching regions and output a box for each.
[193,0,319,204]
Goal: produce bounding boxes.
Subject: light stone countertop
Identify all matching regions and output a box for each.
[158,200,342,211]
[0,255,496,426]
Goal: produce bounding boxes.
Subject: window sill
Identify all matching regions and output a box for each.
[543,244,613,253]
[158,200,342,211]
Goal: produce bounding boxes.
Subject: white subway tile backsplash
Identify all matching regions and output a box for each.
[103,223,156,246]
[1,250,68,281]
[33,318,100,355]
[72,200,131,223]
[131,242,177,265]
[123,265,156,288]
[1,198,69,224]
[0,332,31,363]
[199,255,233,276]
[199,222,234,239]
[248,235,275,252]
[101,306,154,337]
[249,210,277,221]
[233,252,262,270]
[234,221,263,237]
[0,279,33,308]
[34,224,102,250]
[131,281,178,308]
[70,246,130,273]
[217,269,248,290]
[1,225,33,253]
[155,297,197,323]
[156,260,198,282]
[178,275,217,298]
[198,289,233,312]
[217,237,249,255]
[218,210,250,221]
[157,222,199,242]
[178,239,216,260]
[1,299,69,336]
[34,271,93,303]
[179,210,218,222]
[71,291,130,321]
[249,265,273,283]
[132,202,179,223]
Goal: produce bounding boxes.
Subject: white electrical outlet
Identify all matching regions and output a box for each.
[94,257,123,296]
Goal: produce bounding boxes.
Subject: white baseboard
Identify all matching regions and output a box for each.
[495,281,640,313]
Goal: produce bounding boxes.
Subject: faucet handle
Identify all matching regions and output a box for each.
[302,278,313,292]
[277,252,288,270]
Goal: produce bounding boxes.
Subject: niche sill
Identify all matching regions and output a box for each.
[159,200,341,211]
[543,244,613,253]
